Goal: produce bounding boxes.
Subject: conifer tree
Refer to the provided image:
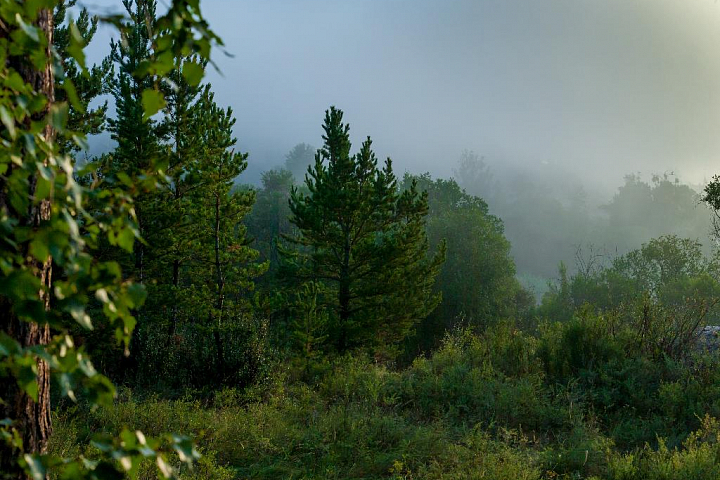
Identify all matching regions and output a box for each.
[284,143,316,182]
[185,89,267,380]
[53,0,111,155]
[291,282,328,376]
[281,107,445,354]
[100,0,161,382]
[246,167,295,281]
[105,0,160,287]
[106,0,159,181]
[145,58,207,346]
[103,0,266,384]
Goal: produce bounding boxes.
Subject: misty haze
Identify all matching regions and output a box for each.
[4,1,720,479]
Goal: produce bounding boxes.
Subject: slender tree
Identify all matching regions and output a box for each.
[106,0,159,181]
[281,107,445,354]
[291,282,328,376]
[246,167,295,279]
[99,0,161,384]
[185,88,267,380]
[147,57,207,346]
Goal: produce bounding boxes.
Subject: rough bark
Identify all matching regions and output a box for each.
[0,8,55,479]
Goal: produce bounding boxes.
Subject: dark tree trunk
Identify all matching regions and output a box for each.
[0,8,55,479]
[337,229,351,352]
[166,258,180,344]
[213,192,226,376]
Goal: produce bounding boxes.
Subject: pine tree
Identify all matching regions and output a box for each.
[291,282,328,376]
[53,0,111,156]
[246,167,295,281]
[281,107,445,354]
[284,142,316,182]
[106,0,159,181]
[100,0,161,383]
[183,88,267,382]
[103,2,267,384]
[145,58,207,347]
[105,0,160,285]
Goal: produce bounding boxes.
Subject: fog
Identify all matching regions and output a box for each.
[82,0,720,284]
[84,0,720,188]
[186,0,720,190]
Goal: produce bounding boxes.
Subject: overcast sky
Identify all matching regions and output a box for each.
[86,0,720,190]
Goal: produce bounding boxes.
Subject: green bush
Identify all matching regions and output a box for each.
[50,311,720,479]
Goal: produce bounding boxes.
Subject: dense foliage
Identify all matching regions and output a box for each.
[401,173,533,355]
[4,1,720,479]
[51,317,720,479]
[540,235,720,329]
[0,0,222,477]
[280,107,445,356]
[457,155,713,283]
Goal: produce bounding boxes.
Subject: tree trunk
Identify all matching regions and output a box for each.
[166,258,180,344]
[0,8,54,479]
[213,192,226,377]
[337,229,351,351]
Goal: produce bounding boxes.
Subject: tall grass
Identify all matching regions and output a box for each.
[51,315,720,479]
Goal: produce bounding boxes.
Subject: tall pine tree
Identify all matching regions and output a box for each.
[106,0,159,181]
[105,0,160,284]
[281,107,445,354]
[100,0,161,383]
[184,88,267,383]
[144,57,206,348]
[53,0,111,156]
[105,34,267,384]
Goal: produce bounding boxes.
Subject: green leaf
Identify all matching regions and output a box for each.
[171,435,200,463]
[67,21,87,74]
[120,428,137,449]
[23,454,46,480]
[91,434,114,453]
[17,358,39,402]
[116,172,133,187]
[23,0,48,20]
[0,105,16,139]
[0,332,21,356]
[29,237,49,263]
[48,102,69,131]
[6,71,27,92]
[117,226,135,252]
[156,456,173,478]
[34,176,51,202]
[126,284,147,309]
[141,89,166,120]
[182,60,204,86]
[58,373,76,402]
[152,50,175,77]
[69,304,93,330]
[15,13,40,42]
[62,80,82,112]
